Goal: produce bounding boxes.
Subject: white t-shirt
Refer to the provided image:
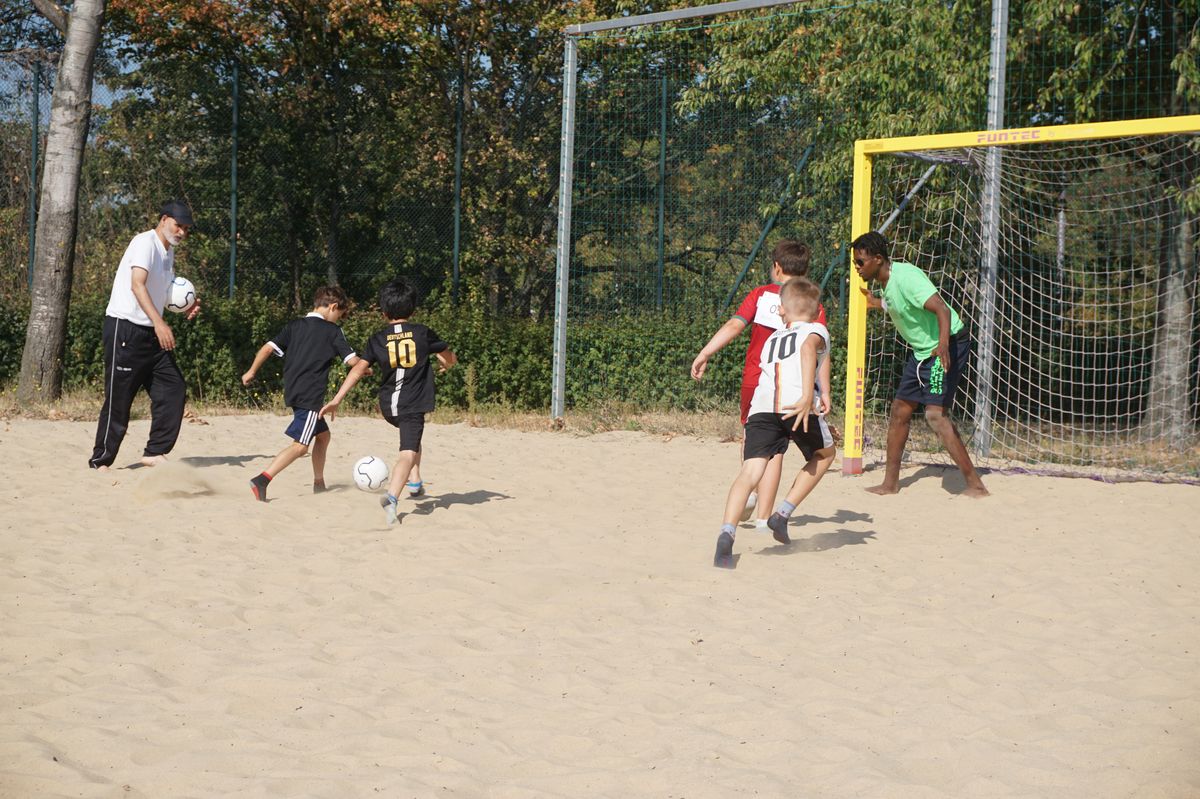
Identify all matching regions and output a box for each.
[747,320,830,417]
[105,229,174,326]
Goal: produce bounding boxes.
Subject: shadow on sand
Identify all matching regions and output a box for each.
[757,527,877,556]
[180,454,272,468]
[405,490,513,516]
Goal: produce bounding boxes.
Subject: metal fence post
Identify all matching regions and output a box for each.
[656,70,667,311]
[27,60,41,289]
[452,67,464,304]
[551,34,578,419]
[972,0,1010,457]
[228,61,239,298]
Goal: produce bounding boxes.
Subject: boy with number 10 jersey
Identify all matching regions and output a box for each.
[363,322,449,421]
[321,278,457,524]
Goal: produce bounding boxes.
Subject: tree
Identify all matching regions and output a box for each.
[17,0,106,403]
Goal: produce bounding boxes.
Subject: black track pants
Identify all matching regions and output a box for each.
[89,316,186,468]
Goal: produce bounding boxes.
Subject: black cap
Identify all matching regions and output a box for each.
[160,199,194,226]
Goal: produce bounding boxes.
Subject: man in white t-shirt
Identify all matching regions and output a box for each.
[89,200,201,470]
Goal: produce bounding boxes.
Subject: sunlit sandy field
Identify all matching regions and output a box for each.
[2,414,1198,798]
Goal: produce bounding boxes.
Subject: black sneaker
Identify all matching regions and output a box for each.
[766,512,790,544]
[713,531,735,569]
[250,473,270,502]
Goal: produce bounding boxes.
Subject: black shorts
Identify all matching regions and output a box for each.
[896,333,971,408]
[743,412,834,462]
[384,412,425,452]
[284,408,328,446]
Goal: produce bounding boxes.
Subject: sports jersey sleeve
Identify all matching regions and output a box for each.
[897,265,938,309]
[331,327,355,363]
[268,323,292,357]
[425,327,448,354]
[810,323,831,356]
[733,286,763,325]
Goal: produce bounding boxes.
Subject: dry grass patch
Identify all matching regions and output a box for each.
[0,386,749,441]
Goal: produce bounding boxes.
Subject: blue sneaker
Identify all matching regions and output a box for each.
[766,512,790,544]
[713,531,735,569]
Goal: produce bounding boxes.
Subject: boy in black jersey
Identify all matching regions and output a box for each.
[242,286,363,501]
[321,278,457,525]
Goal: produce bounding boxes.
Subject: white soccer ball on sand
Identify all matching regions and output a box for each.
[353,456,389,492]
[166,276,196,314]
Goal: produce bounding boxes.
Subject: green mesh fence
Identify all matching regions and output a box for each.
[0,55,50,301]
[558,0,1199,424]
[564,10,858,412]
[1,57,459,312]
[4,0,1198,420]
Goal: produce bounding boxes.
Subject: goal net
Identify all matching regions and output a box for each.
[844,117,1200,482]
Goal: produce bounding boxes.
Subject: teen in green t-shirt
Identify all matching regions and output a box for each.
[851,231,988,498]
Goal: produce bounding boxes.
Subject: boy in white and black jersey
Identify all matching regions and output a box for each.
[714,276,837,569]
[242,286,362,501]
[321,278,457,525]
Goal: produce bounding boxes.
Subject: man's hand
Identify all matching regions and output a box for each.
[186,297,202,321]
[319,400,339,420]
[154,320,176,351]
[933,342,952,372]
[859,286,883,310]
[690,352,710,380]
[241,370,256,386]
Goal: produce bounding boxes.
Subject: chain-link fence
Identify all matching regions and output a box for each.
[553,0,1200,413]
[2,57,462,311]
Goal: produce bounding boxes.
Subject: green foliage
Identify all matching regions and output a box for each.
[0,294,852,415]
[0,300,29,386]
[566,314,739,409]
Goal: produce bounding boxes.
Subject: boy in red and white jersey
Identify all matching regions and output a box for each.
[713,277,836,569]
[691,240,830,528]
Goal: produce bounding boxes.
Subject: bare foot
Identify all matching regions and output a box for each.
[962,484,990,498]
[94,465,110,473]
[866,483,899,495]
[141,454,168,467]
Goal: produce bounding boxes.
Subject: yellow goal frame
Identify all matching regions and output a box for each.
[841,114,1200,475]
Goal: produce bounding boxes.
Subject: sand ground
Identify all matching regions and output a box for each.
[1,414,1198,798]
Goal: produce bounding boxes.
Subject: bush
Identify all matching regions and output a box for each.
[0,301,29,386]
[0,294,848,414]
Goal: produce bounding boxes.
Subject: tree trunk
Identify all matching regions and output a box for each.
[1145,203,1196,444]
[16,0,106,404]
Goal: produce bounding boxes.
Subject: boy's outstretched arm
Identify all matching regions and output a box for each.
[242,342,277,385]
[435,349,458,373]
[320,359,372,420]
[691,317,746,380]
